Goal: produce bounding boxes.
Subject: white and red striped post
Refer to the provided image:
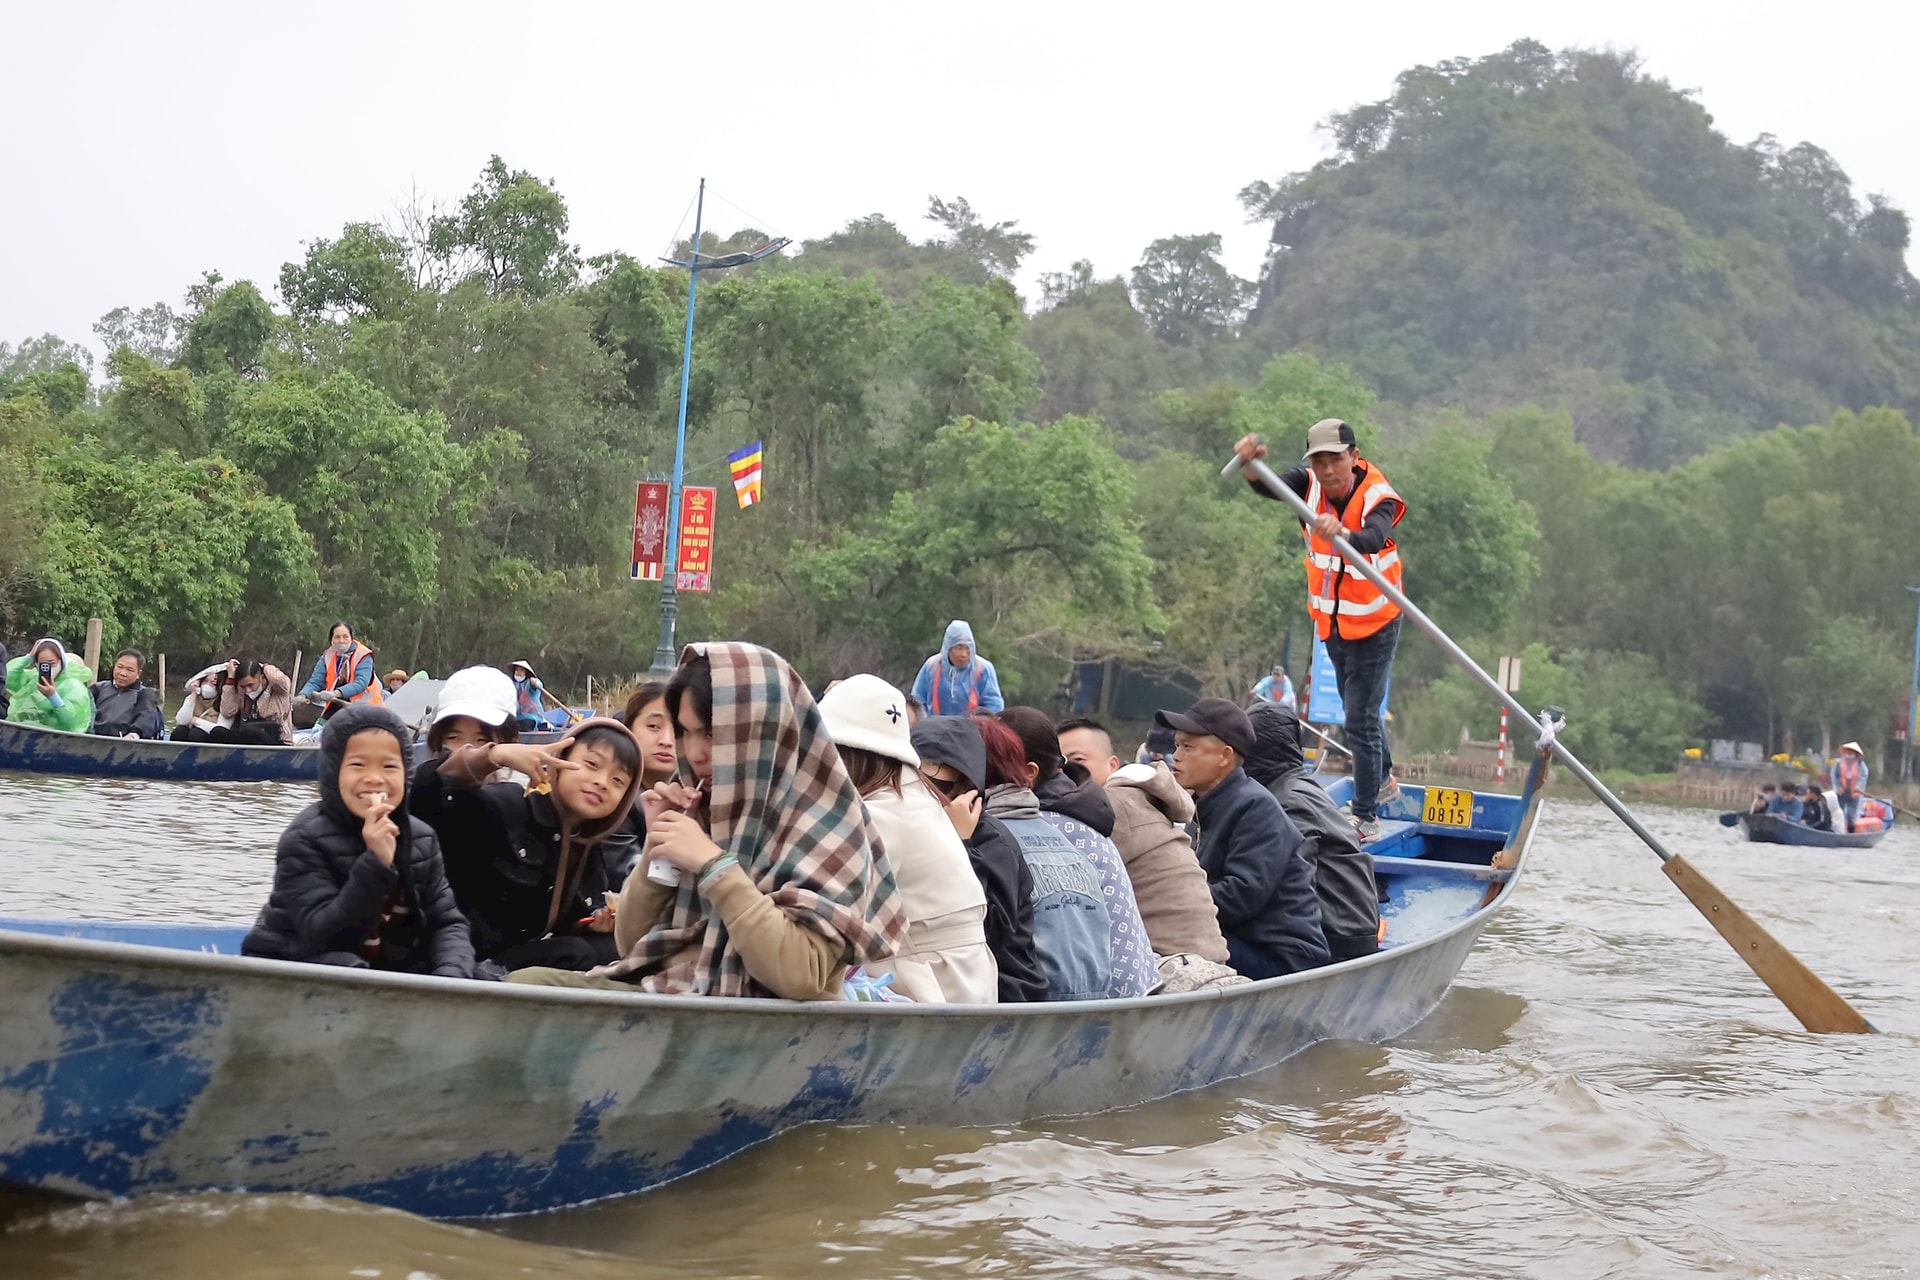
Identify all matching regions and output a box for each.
[1497,706,1508,783]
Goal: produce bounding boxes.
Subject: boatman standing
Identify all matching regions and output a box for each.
[1234,419,1405,842]
[1830,742,1869,833]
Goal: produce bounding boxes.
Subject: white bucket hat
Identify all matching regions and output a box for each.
[818,674,920,767]
[434,666,518,727]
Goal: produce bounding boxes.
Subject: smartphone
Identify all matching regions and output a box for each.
[38,661,53,681]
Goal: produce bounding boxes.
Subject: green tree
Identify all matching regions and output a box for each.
[900,275,1041,439]
[279,222,412,322]
[925,195,1035,283]
[179,278,276,377]
[1130,233,1252,348]
[428,156,580,298]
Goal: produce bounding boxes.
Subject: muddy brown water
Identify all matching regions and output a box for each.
[1,774,1916,1278]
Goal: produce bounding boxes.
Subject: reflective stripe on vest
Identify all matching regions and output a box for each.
[1302,460,1405,642]
[923,655,981,716]
[324,643,385,706]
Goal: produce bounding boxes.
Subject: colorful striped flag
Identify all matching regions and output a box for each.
[727,441,764,508]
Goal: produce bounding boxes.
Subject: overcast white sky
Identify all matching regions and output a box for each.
[6,1,1917,364]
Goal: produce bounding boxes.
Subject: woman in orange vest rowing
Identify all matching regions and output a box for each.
[297,620,385,720]
[1234,419,1405,842]
[1829,742,1869,833]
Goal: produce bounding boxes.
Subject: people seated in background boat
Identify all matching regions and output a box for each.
[911,715,1047,1002]
[820,675,997,1004]
[995,707,1160,999]
[4,638,93,732]
[511,643,908,999]
[242,703,473,978]
[1830,742,1869,833]
[617,679,681,794]
[1057,717,1235,980]
[88,649,164,740]
[911,619,1006,715]
[1800,781,1833,832]
[1161,698,1331,980]
[1766,783,1804,823]
[297,621,385,720]
[1750,783,1776,815]
[385,669,411,693]
[508,660,548,731]
[1134,723,1176,767]
[209,659,294,745]
[1243,701,1382,962]
[412,711,641,975]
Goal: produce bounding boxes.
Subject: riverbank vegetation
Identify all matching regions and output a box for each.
[3,41,1916,771]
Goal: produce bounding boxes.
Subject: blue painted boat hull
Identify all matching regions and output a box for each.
[0,720,316,783]
[0,780,1544,1218]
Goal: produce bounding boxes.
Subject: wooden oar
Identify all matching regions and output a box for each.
[1223,449,1876,1034]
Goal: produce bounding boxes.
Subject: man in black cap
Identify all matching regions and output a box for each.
[1157,697,1330,979]
[1234,418,1406,842]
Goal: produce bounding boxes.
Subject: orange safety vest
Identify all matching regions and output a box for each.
[1303,459,1405,642]
[920,655,981,715]
[323,642,385,706]
[1833,755,1864,797]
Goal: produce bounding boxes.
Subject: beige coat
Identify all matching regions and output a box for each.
[1106,762,1230,963]
[861,775,997,1004]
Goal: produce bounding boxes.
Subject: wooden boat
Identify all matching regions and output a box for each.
[0,719,316,783]
[0,760,1550,1218]
[1734,809,1892,849]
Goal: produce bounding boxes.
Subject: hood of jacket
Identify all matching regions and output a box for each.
[1034,762,1115,837]
[909,715,987,793]
[1107,760,1195,824]
[317,702,415,828]
[550,716,647,848]
[1243,700,1307,786]
[942,619,977,660]
[984,782,1040,822]
[28,637,69,675]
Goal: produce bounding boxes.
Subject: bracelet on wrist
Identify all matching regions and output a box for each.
[698,852,738,886]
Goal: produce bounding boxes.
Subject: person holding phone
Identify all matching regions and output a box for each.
[4,637,95,732]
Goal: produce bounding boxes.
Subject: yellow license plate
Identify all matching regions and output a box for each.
[1421,788,1475,828]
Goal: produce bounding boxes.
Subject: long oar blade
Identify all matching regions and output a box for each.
[1662,856,1875,1033]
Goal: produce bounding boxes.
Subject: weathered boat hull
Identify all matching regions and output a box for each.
[0,720,316,783]
[1736,811,1889,849]
[0,777,1545,1218]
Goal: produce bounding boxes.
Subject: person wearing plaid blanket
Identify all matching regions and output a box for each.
[511,643,907,999]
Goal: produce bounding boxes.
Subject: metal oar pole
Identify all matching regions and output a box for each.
[1223,451,1875,1034]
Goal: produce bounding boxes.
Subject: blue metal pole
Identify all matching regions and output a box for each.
[651,179,705,674]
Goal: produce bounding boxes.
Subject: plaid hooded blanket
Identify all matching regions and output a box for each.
[597,642,906,996]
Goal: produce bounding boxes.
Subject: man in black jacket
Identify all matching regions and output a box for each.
[89,649,164,739]
[1158,698,1329,979]
[1243,701,1381,960]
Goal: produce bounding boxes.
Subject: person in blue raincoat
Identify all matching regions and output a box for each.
[911,620,1004,716]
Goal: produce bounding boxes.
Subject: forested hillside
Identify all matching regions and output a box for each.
[2,42,1916,770]
[1239,40,1920,466]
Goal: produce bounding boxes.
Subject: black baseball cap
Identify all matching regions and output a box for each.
[1155,698,1255,757]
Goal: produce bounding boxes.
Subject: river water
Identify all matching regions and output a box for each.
[1,774,1916,1278]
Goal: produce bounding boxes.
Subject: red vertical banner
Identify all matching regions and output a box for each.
[675,486,717,592]
[631,482,670,581]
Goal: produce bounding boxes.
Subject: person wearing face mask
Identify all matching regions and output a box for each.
[209,658,295,745]
[171,664,228,741]
[89,649,165,740]
[297,621,385,718]
[410,716,645,974]
[241,703,472,976]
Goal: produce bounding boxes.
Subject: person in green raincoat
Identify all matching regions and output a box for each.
[5,637,96,732]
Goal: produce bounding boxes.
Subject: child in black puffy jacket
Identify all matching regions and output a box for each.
[243,703,473,977]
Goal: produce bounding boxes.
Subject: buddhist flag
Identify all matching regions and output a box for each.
[727,441,764,508]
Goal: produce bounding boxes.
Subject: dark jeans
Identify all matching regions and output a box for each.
[1225,932,1327,981]
[210,721,285,746]
[172,724,212,743]
[494,933,618,973]
[1327,617,1399,820]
